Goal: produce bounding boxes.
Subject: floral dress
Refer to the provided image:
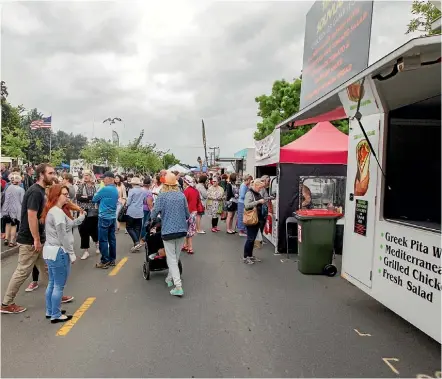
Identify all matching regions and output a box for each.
[206,185,224,218]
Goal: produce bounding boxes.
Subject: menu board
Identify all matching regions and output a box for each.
[300,1,374,109]
[354,199,368,236]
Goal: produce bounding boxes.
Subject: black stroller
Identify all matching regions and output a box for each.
[142,217,183,280]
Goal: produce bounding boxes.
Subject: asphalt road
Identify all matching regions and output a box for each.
[1,219,440,378]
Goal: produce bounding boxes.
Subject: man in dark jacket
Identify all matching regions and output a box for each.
[23,166,35,192]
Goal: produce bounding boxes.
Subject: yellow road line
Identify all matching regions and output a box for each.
[108,257,128,276]
[56,297,96,337]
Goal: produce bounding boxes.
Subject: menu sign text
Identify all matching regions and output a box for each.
[300,1,374,109]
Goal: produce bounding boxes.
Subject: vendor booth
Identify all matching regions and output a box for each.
[277,121,348,255]
[278,35,441,342]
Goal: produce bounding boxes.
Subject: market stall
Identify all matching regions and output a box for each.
[277,121,348,255]
[278,36,441,342]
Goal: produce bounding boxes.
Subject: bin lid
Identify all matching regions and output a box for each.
[295,209,343,219]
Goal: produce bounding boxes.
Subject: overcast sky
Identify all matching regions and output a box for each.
[2,1,420,165]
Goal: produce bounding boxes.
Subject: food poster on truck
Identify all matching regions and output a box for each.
[339,77,382,288]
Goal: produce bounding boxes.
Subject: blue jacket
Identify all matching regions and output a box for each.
[151,190,190,240]
[92,184,119,220]
[239,183,248,203]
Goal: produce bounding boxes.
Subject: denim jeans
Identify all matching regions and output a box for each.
[45,248,70,319]
[237,202,245,232]
[126,216,142,245]
[98,217,117,264]
[244,224,260,258]
[139,210,151,241]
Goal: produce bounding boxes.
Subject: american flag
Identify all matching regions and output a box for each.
[30,116,52,130]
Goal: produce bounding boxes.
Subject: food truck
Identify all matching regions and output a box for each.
[279,35,441,342]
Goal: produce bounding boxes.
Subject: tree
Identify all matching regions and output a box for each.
[80,138,118,166]
[52,130,88,162]
[162,153,180,169]
[254,78,302,141]
[1,127,30,158]
[49,148,66,168]
[406,0,441,35]
[1,98,30,158]
[254,77,349,146]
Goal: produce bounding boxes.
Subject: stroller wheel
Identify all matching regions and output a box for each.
[178,260,183,275]
[323,264,337,277]
[143,262,150,280]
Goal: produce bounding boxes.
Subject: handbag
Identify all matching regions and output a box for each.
[117,204,128,222]
[87,207,99,218]
[82,185,98,217]
[243,190,259,226]
[243,207,258,226]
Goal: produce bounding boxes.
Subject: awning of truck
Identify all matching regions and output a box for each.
[280,121,348,164]
[277,35,441,131]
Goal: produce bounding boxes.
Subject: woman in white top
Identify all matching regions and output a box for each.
[150,174,163,203]
[41,184,85,323]
[115,175,127,232]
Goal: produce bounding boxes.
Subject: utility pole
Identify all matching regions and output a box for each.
[209,146,219,167]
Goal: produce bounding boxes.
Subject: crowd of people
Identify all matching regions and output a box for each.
[0,162,272,319]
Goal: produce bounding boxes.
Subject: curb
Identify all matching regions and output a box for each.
[1,245,19,260]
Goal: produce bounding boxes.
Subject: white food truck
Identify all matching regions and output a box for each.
[280,36,441,343]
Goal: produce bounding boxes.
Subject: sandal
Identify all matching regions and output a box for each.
[8,242,17,247]
[4,240,8,246]
[181,246,188,252]
[187,250,194,255]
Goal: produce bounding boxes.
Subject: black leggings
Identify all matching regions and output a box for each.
[211,217,219,228]
[78,216,99,249]
[126,216,142,245]
[32,265,39,282]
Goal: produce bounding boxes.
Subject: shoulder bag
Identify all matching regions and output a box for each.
[243,191,259,226]
[83,185,99,218]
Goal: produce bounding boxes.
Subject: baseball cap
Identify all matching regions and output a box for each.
[102,171,115,179]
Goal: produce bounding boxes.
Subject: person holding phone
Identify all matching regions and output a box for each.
[41,184,85,323]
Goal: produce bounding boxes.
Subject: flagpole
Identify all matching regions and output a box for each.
[92,115,95,140]
[49,112,52,160]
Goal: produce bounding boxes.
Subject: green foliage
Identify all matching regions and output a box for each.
[1,100,30,158]
[118,146,162,173]
[52,130,88,162]
[162,153,180,169]
[80,138,118,166]
[254,78,302,141]
[406,0,441,35]
[254,77,349,146]
[1,127,30,158]
[49,148,66,167]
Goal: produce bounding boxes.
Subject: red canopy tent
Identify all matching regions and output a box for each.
[280,121,348,164]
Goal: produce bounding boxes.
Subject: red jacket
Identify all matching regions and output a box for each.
[184,186,199,213]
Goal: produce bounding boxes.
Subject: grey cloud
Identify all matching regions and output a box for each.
[2,1,418,163]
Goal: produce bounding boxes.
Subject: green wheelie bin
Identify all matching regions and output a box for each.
[294,209,343,276]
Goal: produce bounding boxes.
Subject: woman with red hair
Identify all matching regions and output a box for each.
[41,184,85,323]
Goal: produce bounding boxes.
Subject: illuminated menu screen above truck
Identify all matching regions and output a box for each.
[300,1,374,110]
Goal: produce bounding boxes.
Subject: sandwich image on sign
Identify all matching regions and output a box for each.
[346,81,365,102]
[354,139,371,196]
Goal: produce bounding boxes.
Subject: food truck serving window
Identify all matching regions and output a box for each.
[299,176,346,212]
[383,96,441,232]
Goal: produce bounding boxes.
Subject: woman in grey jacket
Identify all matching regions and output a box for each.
[243,179,266,265]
